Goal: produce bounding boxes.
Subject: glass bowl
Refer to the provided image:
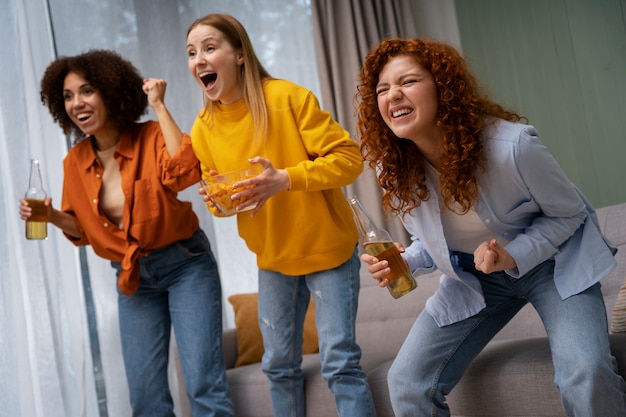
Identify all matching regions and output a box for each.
[201,164,263,216]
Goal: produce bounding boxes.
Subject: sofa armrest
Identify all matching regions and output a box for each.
[222,328,238,369]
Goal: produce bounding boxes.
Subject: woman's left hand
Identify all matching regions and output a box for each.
[473,239,517,273]
[231,156,290,217]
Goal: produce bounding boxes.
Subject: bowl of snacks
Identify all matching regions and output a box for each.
[201,164,263,216]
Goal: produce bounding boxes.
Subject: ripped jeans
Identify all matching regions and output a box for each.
[258,248,375,417]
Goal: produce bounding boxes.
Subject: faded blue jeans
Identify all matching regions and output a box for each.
[113,228,234,417]
[388,252,626,417]
[258,248,375,417]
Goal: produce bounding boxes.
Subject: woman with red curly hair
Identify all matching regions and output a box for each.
[356,38,626,416]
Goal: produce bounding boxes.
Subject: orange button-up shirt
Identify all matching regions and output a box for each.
[61,121,201,295]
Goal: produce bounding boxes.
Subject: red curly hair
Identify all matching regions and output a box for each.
[356,38,525,217]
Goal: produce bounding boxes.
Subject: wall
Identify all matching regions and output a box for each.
[455,0,626,207]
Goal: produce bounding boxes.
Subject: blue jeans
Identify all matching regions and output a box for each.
[258,248,375,417]
[388,253,626,417]
[112,229,233,417]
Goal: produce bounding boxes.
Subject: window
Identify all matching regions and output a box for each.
[2,1,319,415]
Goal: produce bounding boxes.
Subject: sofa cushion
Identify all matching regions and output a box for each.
[611,275,626,333]
[226,354,337,417]
[448,334,626,416]
[596,202,626,325]
[447,337,565,416]
[226,361,275,417]
[367,361,395,417]
[228,292,318,367]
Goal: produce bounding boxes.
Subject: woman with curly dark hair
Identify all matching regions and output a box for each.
[19,49,234,416]
[356,38,626,416]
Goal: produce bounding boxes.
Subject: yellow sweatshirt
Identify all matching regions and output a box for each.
[190,79,362,275]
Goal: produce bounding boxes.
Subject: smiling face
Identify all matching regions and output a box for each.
[376,55,440,148]
[63,71,113,137]
[186,23,244,105]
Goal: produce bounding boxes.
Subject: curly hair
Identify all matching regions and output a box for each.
[40,49,147,142]
[356,38,525,217]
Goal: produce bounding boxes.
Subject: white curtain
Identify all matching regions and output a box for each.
[0,0,319,415]
[1,0,92,416]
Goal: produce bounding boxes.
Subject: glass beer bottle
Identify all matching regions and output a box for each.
[348,196,417,298]
[25,158,48,240]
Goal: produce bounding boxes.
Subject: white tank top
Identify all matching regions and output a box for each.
[425,162,508,253]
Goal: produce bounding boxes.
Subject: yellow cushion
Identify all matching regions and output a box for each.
[611,276,626,333]
[228,292,319,367]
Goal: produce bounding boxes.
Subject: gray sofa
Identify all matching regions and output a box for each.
[222,202,626,417]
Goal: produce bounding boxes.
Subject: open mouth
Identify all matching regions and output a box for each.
[392,108,413,118]
[199,72,217,87]
[76,112,92,122]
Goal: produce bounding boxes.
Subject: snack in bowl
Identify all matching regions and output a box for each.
[201,164,263,215]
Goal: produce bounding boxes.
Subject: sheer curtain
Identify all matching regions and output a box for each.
[0,0,319,416]
[0,1,92,416]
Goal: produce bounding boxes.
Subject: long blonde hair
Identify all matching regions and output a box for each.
[187,13,273,139]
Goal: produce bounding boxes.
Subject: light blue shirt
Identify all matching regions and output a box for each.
[401,118,616,327]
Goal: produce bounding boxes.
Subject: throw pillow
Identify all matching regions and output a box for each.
[611,275,626,333]
[228,292,319,367]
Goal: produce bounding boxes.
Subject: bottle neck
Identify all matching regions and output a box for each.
[348,196,391,242]
[26,159,47,199]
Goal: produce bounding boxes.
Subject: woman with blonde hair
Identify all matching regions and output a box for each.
[185,13,375,417]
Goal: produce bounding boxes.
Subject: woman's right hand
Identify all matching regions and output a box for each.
[20,197,83,238]
[361,253,391,288]
[19,197,53,221]
[360,242,405,288]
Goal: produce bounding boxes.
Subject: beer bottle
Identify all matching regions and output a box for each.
[348,196,416,298]
[25,158,48,240]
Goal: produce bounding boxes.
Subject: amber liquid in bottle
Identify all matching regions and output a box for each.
[25,159,48,240]
[348,196,417,298]
[25,198,48,239]
[363,241,416,298]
